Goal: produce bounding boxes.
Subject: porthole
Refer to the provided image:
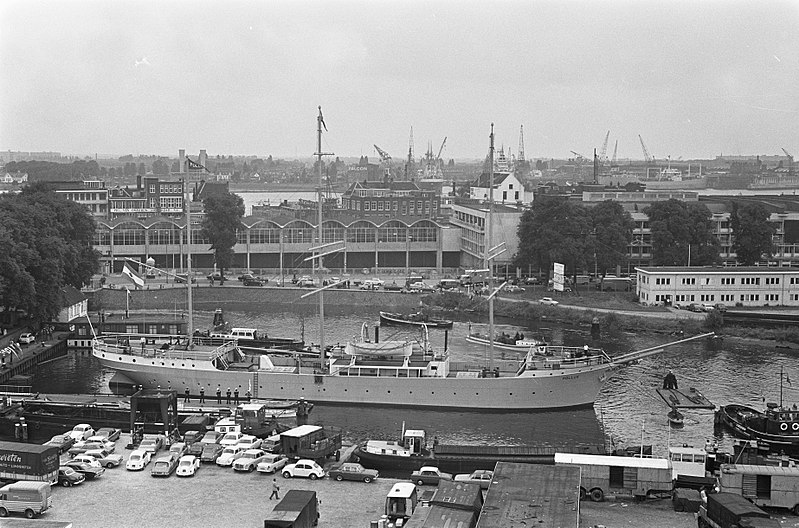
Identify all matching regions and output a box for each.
[132,359,136,363]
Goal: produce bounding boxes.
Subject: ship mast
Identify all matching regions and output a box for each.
[185,176,194,346]
[315,106,334,366]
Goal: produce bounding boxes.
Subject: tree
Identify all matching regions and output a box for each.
[200,193,245,278]
[645,199,720,266]
[515,198,593,280]
[590,200,634,275]
[730,202,775,265]
[0,184,100,323]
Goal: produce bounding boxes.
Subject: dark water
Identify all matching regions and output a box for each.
[32,306,799,457]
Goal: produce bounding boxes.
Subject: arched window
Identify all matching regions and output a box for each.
[377,220,407,243]
[112,222,145,246]
[347,221,377,243]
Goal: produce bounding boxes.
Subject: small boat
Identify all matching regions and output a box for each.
[465,324,547,352]
[379,311,453,329]
[668,407,685,427]
[716,403,799,453]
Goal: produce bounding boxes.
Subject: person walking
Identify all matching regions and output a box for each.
[270,478,280,500]
[216,385,222,404]
[234,387,239,405]
[226,387,232,405]
[184,387,190,403]
[199,386,205,404]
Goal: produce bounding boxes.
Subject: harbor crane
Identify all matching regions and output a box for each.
[374,144,392,179]
[599,131,610,165]
[611,140,618,167]
[436,137,447,162]
[638,135,653,163]
[782,148,794,173]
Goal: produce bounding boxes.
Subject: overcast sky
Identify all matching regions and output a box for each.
[2,0,797,161]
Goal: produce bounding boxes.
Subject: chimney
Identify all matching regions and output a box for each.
[199,149,207,170]
[179,149,185,173]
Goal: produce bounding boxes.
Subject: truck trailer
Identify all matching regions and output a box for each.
[263,490,319,528]
[697,492,779,528]
[0,442,59,485]
[718,463,799,515]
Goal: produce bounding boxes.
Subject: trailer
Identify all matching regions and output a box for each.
[698,491,779,528]
[554,452,673,501]
[280,425,341,461]
[718,463,799,515]
[0,442,59,485]
[263,490,319,528]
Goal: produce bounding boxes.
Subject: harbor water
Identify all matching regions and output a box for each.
[32,306,799,458]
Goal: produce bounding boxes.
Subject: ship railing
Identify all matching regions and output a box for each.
[0,385,32,397]
[93,334,236,362]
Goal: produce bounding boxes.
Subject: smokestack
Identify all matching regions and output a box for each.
[179,149,185,173]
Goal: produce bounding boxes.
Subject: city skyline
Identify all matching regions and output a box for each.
[1,0,797,161]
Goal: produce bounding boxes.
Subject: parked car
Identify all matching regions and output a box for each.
[18,333,35,345]
[84,436,116,452]
[200,443,225,463]
[236,435,262,451]
[44,434,75,454]
[68,439,114,457]
[538,297,559,306]
[232,449,269,472]
[454,469,494,489]
[714,303,728,313]
[207,272,224,282]
[68,423,95,442]
[139,435,165,454]
[125,449,152,471]
[256,453,289,474]
[237,273,259,282]
[410,466,453,486]
[175,273,197,284]
[328,462,379,483]
[524,277,541,285]
[297,276,315,288]
[503,285,525,294]
[282,459,325,480]
[63,460,105,480]
[151,454,179,477]
[176,455,200,477]
[71,454,102,469]
[200,431,223,444]
[220,431,244,447]
[408,281,435,292]
[95,427,122,442]
[243,278,265,287]
[687,303,702,312]
[83,448,123,468]
[701,303,716,312]
[216,446,245,467]
[57,467,85,487]
[169,442,188,458]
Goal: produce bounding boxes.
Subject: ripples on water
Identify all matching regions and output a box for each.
[34,306,799,457]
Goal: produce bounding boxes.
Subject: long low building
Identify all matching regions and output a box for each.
[636,266,799,307]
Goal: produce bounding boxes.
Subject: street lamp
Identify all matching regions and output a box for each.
[406,234,413,278]
[279,233,284,287]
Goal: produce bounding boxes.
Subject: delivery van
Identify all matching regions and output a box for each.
[0,481,52,518]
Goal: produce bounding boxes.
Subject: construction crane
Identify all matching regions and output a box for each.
[436,137,447,162]
[782,148,794,173]
[599,131,610,164]
[611,140,618,167]
[373,144,392,163]
[638,135,653,163]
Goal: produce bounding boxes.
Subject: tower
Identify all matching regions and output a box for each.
[518,125,525,163]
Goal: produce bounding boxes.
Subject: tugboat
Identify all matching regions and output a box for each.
[716,402,799,452]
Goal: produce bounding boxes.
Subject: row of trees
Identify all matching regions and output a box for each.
[514,198,775,278]
[0,184,100,323]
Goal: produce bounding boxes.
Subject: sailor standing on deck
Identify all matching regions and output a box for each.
[216,386,221,404]
[199,386,205,403]
[663,371,678,390]
[226,387,232,404]
[184,387,190,403]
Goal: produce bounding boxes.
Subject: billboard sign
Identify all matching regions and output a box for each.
[553,262,565,292]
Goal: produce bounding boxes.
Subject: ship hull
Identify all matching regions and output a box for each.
[94,350,611,411]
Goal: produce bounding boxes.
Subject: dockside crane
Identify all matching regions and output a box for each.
[782,148,794,173]
[374,144,392,179]
[599,131,610,165]
[638,135,653,163]
[436,137,447,163]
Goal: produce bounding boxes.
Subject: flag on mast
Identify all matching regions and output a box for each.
[122,261,144,288]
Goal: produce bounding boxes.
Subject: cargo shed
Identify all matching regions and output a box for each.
[475,462,580,528]
[404,480,483,528]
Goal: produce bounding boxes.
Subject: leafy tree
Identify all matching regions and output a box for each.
[200,193,245,279]
[645,199,720,266]
[515,198,593,280]
[730,202,775,265]
[590,200,634,275]
[0,184,100,323]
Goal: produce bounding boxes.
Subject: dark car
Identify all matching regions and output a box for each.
[95,427,121,442]
[243,278,265,287]
[238,273,259,282]
[44,434,75,454]
[175,273,197,284]
[200,442,225,463]
[151,454,179,477]
[328,462,379,483]
[57,466,86,487]
[63,460,105,480]
[207,272,225,282]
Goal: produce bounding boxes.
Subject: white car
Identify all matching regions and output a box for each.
[220,431,244,447]
[125,449,152,471]
[83,448,123,468]
[68,424,95,442]
[84,436,115,453]
[232,449,269,472]
[18,333,35,344]
[176,455,200,477]
[236,435,262,451]
[282,459,325,480]
[539,297,559,306]
[72,454,102,468]
[256,453,289,474]
[216,446,245,467]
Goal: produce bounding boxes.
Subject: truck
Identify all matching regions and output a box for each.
[0,481,53,519]
[263,489,319,528]
[0,442,59,485]
[697,492,780,528]
[717,463,799,515]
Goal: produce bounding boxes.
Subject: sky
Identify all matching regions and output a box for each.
[1,0,798,162]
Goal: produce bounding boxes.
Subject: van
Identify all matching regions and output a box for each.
[438,279,460,290]
[0,481,52,518]
[262,434,282,454]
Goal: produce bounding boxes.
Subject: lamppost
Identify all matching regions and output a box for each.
[406,234,413,278]
[279,233,284,287]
